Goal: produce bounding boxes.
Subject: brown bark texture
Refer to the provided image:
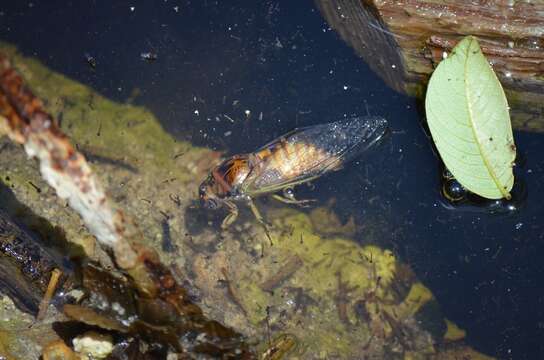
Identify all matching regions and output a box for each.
[316,0,544,132]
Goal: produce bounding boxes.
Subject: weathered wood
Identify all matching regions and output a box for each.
[316,0,544,132]
[0,210,64,314]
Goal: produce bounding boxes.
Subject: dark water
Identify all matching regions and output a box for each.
[1,1,543,358]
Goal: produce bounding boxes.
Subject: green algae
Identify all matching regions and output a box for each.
[0,42,195,179]
[222,208,429,358]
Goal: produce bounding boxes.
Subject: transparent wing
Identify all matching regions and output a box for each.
[246,116,388,194]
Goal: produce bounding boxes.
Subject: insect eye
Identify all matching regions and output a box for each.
[198,184,207,198]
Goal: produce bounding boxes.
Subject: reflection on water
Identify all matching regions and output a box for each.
[1,0,544,358]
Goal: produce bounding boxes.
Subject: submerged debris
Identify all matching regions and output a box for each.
[61,263,252,357]
[261,334,298,360]
[140,52,158,62]
[0,210,68,315]
[72,332,114,359]
[83,53,96,69]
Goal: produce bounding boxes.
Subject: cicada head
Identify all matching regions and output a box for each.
[199,155,252,210]
[198,174,224,210]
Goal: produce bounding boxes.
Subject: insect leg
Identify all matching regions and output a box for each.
[271,194,315,207]
[221,200,239,229]
[248,198,273,244]
[283,187,296,201]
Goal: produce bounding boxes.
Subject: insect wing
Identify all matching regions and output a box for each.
[247,116,387,193]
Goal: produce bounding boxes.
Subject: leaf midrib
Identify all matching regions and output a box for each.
[463,37,511,199]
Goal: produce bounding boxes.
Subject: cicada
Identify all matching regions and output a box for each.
[199,116,388,232]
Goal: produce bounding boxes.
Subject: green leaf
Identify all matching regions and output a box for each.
[425,36,516,200]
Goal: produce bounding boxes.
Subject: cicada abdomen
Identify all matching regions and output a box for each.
[245,116,388,195]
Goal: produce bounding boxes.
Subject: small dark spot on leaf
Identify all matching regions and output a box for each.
[489,137,493,141]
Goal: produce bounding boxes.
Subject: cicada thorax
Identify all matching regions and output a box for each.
[210,155,253,198]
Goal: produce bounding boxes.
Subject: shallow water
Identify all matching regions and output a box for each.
[1,1,544,358]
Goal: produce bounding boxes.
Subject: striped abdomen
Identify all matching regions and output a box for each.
[246,116,387,194]
[255,140,334,180]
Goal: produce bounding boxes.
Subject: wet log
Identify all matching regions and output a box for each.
[316,0,544,132]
